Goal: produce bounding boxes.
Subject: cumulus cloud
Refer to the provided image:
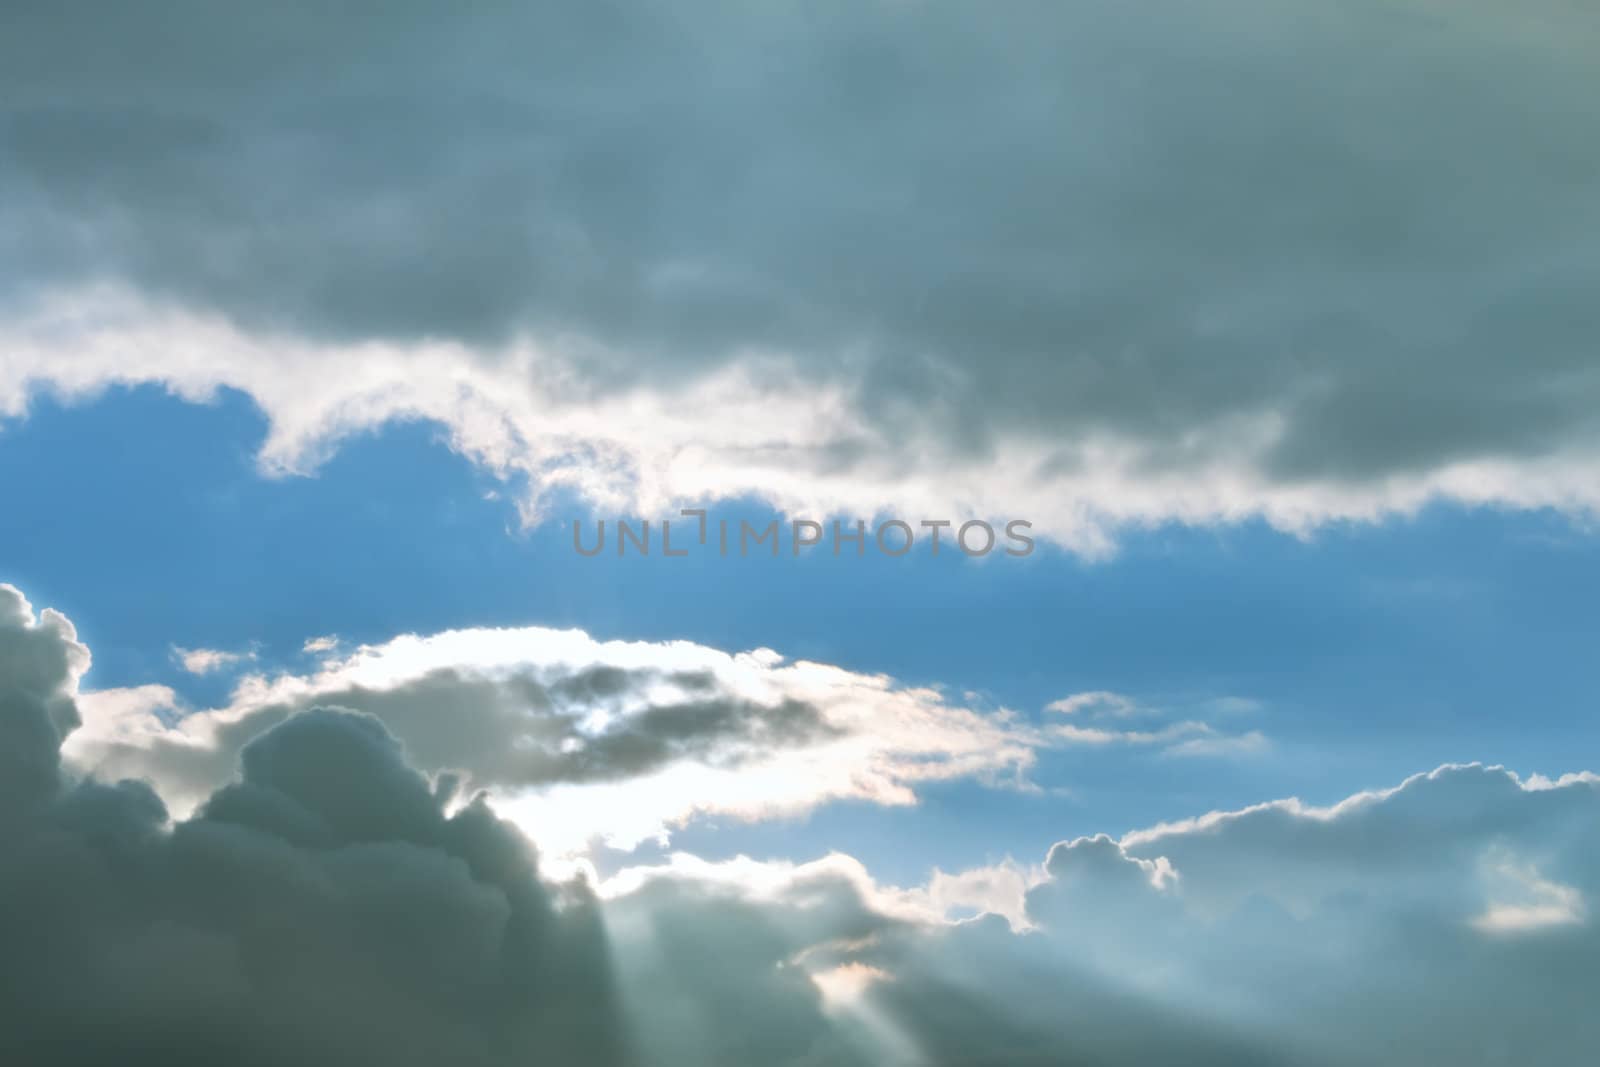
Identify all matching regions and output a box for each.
[603,761,1600,1065]
[8,585,1264,1067]
[5,583,1598,1063]
[67,621,1045,857]
[0,584,629,1066]
[0,584,88,814]
[598,847,1288,1065]
[4,1,1600,549]
[1024,763,1600,1064]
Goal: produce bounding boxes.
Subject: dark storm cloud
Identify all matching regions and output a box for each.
[0,586,630,1067]
[4,0,1600,495]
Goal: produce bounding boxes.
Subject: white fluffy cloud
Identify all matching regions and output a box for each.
[5,1,1600,551]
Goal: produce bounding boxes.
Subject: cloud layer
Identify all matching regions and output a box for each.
[4,583,1596,1064]
[5,1,1600,548]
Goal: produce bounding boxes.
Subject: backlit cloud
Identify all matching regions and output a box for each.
[5,1,1600,550]
[6,582,1597,1064]
[68,620,1045,858]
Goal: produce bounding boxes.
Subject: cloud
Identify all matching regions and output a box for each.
[1021,763,1600,1064]
[70,648,1271,861]
[1471,851,1586,934]
[67,621,1045,857]
[172,645,255,676]
[0,585,629,1066]
[1044,690,1138,717]
[5,584,1272,1066]
[4,1,1600,550]
[601,851,1285,1065]
[1160,728,1270,759]
[0,583,89,813]
[5,582,1599,1063]
[1042,689,1268,757]
[602,760,1600,1065]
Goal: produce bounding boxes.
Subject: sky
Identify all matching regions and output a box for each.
[3,2,1599,1065]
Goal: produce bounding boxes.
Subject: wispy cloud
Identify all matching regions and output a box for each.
[1043,690,1268,758]
[170,645,255,676]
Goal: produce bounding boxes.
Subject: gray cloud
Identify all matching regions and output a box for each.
[0,585,86,813]
[603,761,1600,1066]
[4,1,1600,542]
[0,586,629,1066]
[5,583,1278,1066]
[6,583,1599,1063]
[1023,764,1600,1064]
[606,860,1290,1066]
[75,665,839,808]
[64,622,1042,854]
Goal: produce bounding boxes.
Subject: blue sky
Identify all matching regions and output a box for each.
[5,383,1596,882]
